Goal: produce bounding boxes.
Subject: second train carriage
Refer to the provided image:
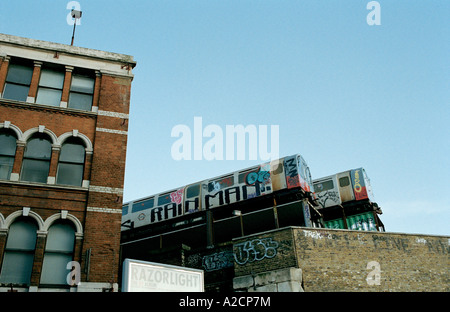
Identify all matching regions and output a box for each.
[313,168,384,231]
[121,154,317,232]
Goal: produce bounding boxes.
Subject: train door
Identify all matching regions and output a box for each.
[336,171,355,203]
[270,158,286,192]
[184,183,201,214]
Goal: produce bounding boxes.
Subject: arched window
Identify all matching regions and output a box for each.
[40,220,76,286]
[0,217,38,285]
[0,129,17,180]
[21,133,52,183]
[56,137,86,187]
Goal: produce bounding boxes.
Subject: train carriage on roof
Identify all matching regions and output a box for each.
[121,154,320,234]
[313,168,384,232]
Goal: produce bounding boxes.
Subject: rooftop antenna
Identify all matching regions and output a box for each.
[70,9,82,46]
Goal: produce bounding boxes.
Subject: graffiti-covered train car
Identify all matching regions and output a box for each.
[121,154,315,231]
[313,168,373,209]
[312,168,384,231]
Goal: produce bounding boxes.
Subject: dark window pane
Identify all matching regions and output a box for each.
[39,69,64,89]
[132,198,154,213]
[40,222,75,285]
[40,253,72,285]
[36,88,62,106]
[56,162,83,186]
[5,64,33,85]
[5,219,38,250]
[2,83,30,102]
[24,137,52,160]
[339,177,350,187]
[0,252,34,285]
[0,156,14,180]
[0,132,17,156]
[186,184,200,198]
[314,180,334,193]
[70,75,94,94]
[68,92,93,111]
[59,142,85,163]
[0,218,38,285]
[45,222,75,252]
[158,193,172,206]
[122,204,129,216]
[21,159,50,183]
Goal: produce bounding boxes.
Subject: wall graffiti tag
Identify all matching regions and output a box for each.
[202,251,234,272]
[316,190,340,209]
[234,238,279,265]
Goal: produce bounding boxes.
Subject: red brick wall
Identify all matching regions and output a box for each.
[0,69,134,289]
[79,75,132,283]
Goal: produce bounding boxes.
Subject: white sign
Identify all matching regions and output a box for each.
[122,259,204,292]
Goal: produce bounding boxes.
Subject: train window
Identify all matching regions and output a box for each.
[208,175,234,192]
[339,176,350,187]
[314,180,334,192]
[157,193,172,205]
[238,168,257,184]
[122,204,129,216]
[186,184,200,198]
[132,198,154,213]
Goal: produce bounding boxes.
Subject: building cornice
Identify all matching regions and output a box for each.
[0,33,136,78]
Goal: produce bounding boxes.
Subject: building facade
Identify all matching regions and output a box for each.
[0,33,136,292]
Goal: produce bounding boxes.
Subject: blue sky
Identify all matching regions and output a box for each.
[1,1,448,236]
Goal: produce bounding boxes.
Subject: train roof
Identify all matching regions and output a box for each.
[312,167,367,182]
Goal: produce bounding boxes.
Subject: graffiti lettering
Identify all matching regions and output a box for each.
[185,198,199,214]
[354,170,362,193]
[316,190,340,209]
[205,184,264,209]
[170,189,184,205]
[202,251,234,272]
[150,203,183,223]
[372,235,409,252]
[284,156,300,188]
[245,165,271,186]
[234,238,279,265]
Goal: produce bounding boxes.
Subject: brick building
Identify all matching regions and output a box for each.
[0,33,136,292]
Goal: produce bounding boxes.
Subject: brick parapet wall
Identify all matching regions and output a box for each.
[232,227,449,292]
